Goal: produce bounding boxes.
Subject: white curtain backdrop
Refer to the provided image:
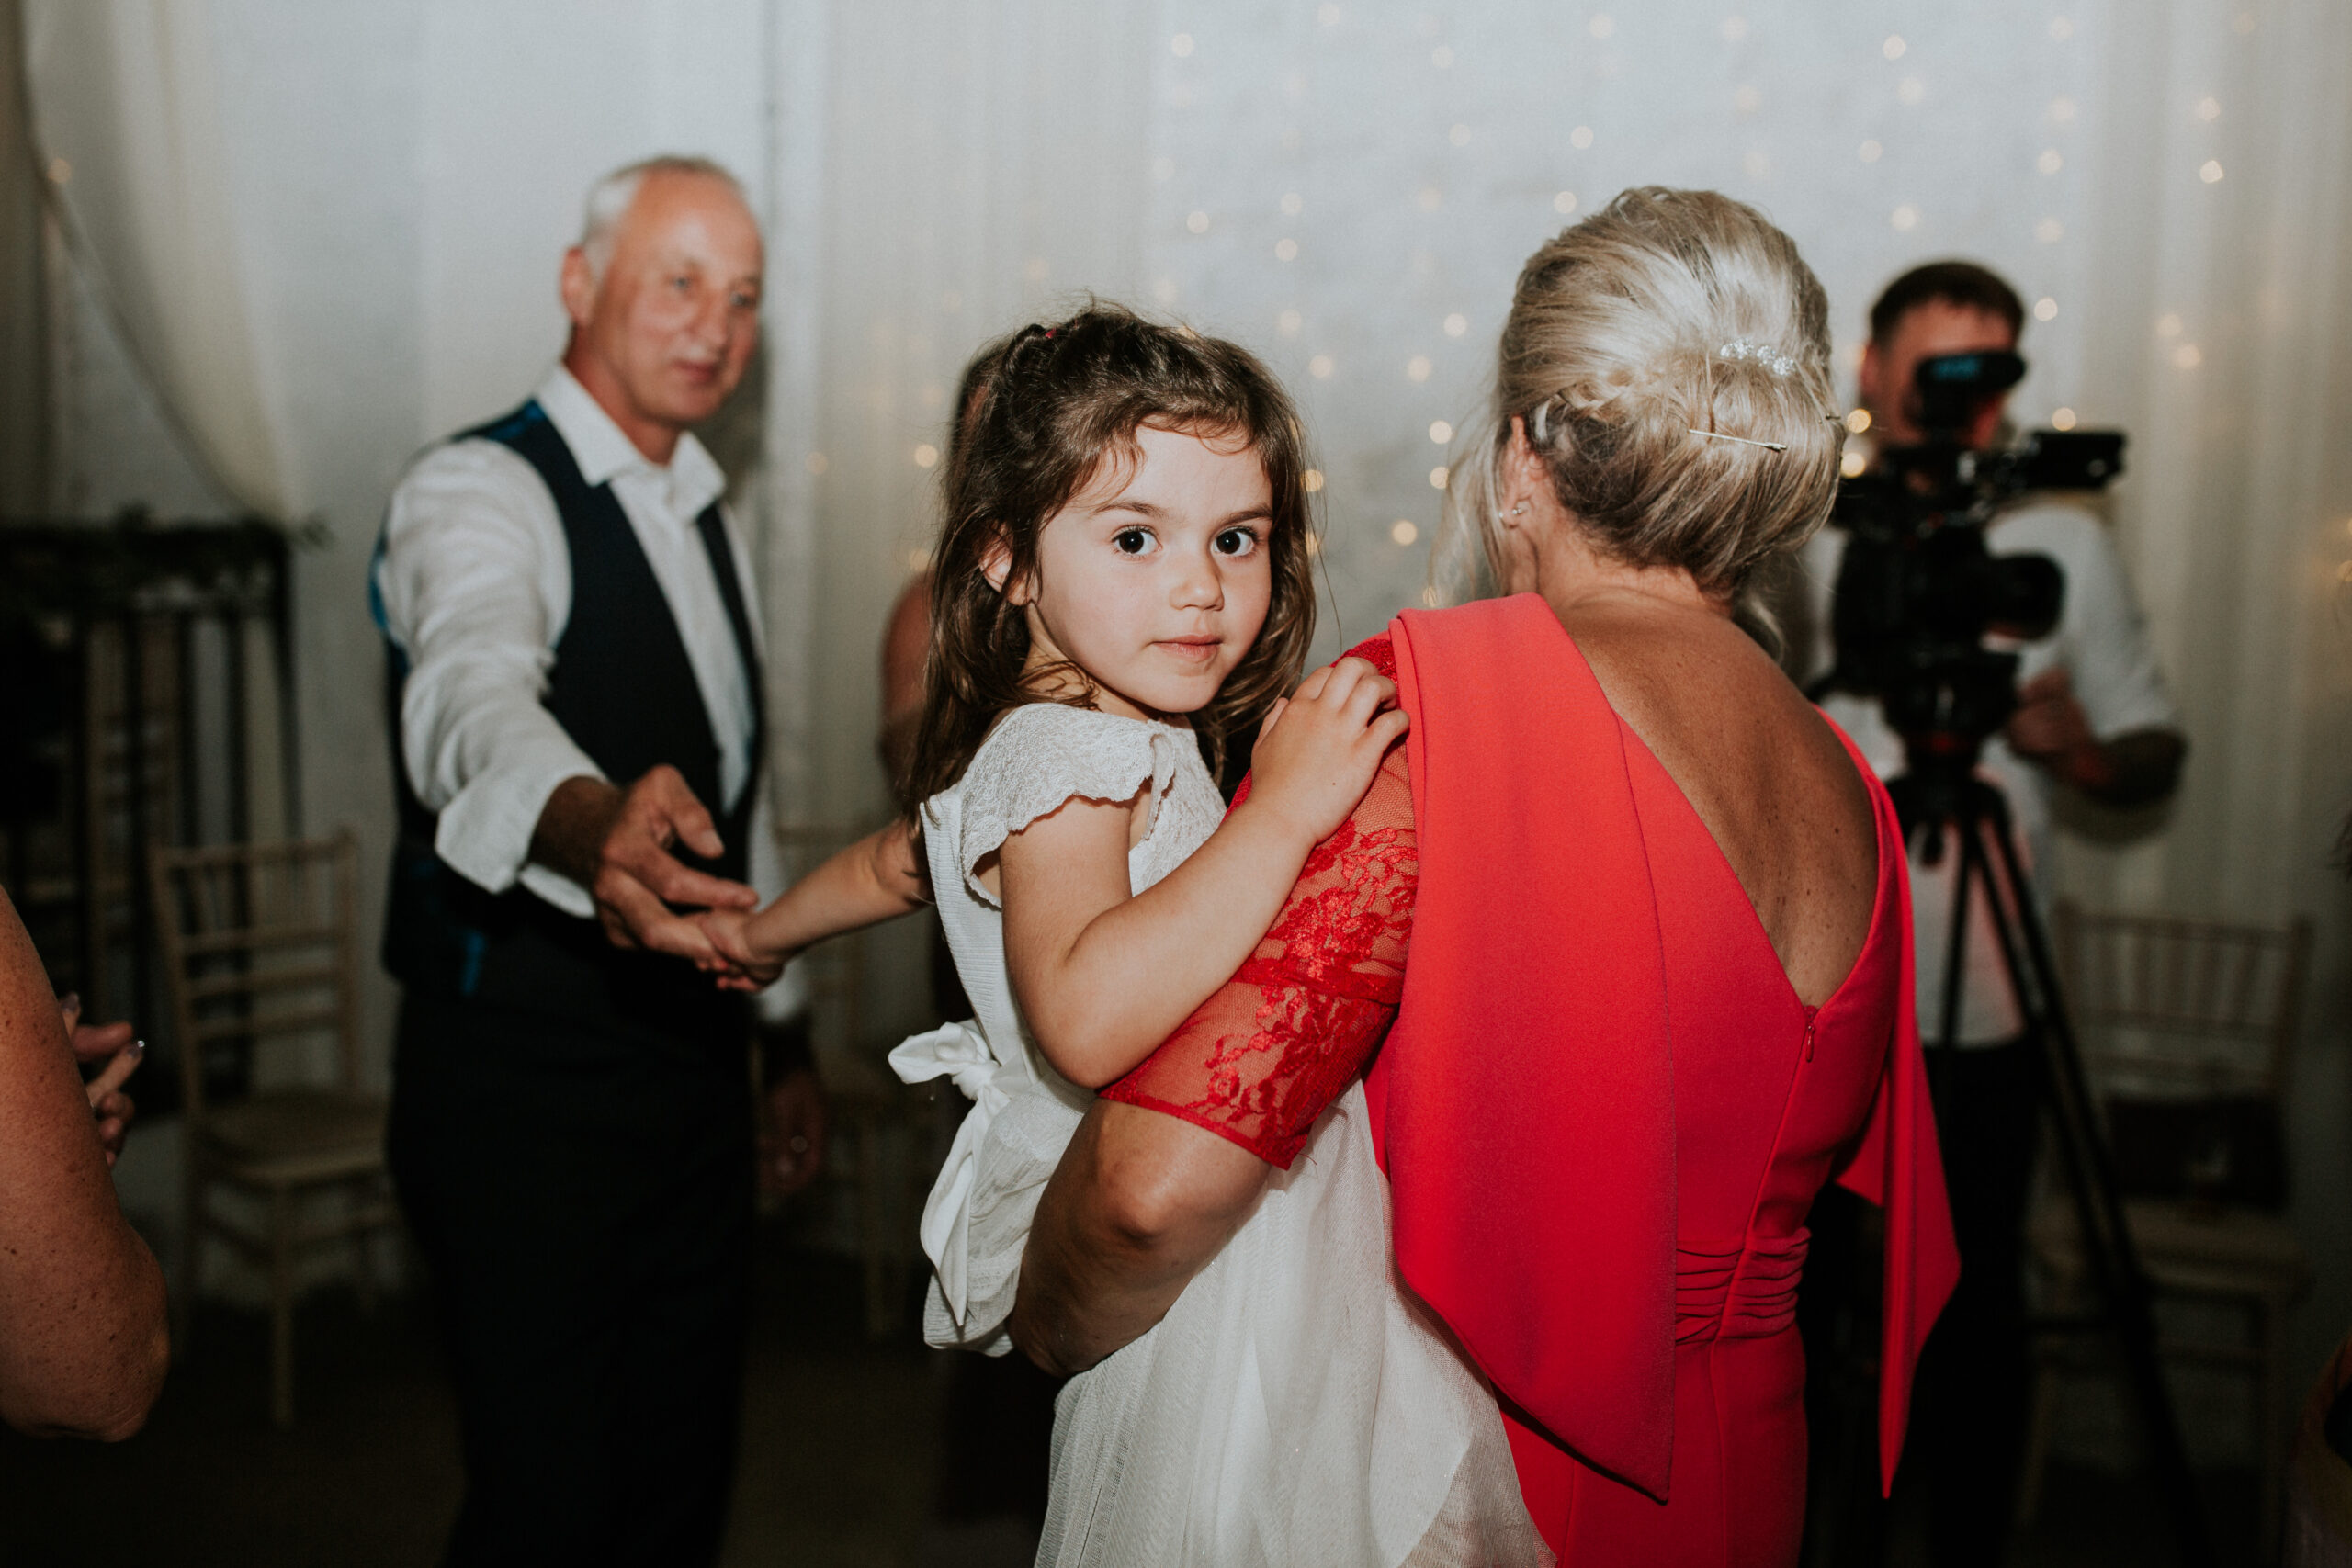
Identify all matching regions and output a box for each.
[27,0,2352,1383]
[24,0,297,518]
[768,0,1156,829]
[2071,0,2352,1416]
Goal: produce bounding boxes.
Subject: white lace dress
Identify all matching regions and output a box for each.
[888,702,1547,1568]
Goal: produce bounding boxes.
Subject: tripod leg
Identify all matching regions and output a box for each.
[1968,811,2214,1568]
[1935,822,1973,1058]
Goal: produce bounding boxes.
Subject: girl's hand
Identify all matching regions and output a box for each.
[695,908,790,993]
[1243,656,1410,849]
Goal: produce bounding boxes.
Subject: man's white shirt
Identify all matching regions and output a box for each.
[373,365,785,934]
[1799,500,2177,1044]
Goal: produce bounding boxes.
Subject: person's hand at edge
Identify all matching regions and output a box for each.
[58,995,140,1169]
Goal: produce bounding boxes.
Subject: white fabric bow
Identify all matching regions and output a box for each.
[888,1019,1009,1325]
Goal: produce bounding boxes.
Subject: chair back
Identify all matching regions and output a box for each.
[2054,899,2312,1098]
[148,831,362,1122]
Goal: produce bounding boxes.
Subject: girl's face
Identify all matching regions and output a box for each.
[994,423,1275,722]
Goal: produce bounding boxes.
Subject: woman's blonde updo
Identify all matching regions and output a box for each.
[1440,186,1844,632]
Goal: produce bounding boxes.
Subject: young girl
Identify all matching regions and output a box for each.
[702,307,1544,1567]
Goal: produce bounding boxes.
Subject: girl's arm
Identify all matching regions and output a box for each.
[1016,732,1416,1372]
[1001,656,1406,1088]
[698,818,928,989]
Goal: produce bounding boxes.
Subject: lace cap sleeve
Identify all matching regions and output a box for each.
[951,704,1177,908]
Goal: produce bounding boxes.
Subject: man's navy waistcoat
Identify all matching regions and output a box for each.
[379,400,763,1055]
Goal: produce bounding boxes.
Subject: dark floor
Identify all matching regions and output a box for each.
[0,1227,2265,1567]
[0,1234,997,1568]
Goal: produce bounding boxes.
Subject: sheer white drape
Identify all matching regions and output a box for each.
[2062,0,2352,932]
[2059,0,2352,1392]
[24,0,296,518]
[767,0,1154,829]
[21,0,2351,1358]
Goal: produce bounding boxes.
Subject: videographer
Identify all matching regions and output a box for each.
[1794,261,2184,1565]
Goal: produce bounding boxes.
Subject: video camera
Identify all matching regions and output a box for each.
[1809,349,2125,784]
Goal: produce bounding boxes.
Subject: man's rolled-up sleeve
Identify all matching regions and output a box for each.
[2058,516,2179,740]
[377,443,603,917]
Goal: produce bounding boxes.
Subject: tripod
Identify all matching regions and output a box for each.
[1883,760,2214,1568]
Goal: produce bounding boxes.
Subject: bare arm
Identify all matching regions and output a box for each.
[2004,671,2186,808]
[877,571,933,785]
[1009,1098,1271,1376]
[699,819,929,988]
[1005,659,1408,1089]
[2064,728,2185,807]
[0,890,168,1440]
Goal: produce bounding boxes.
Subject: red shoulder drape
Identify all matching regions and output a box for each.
[1366,594,1956,1499]
[1111,595,1956,1498]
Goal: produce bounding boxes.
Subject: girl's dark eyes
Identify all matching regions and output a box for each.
[1113,528,1151,554]
[1215,528,1261,556]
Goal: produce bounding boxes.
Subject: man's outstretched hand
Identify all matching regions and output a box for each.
[531,767,759,962]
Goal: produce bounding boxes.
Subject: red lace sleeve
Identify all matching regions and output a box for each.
[1100,637,1418,1168]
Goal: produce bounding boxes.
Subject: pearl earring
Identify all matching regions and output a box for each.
[1508,503,1529,518]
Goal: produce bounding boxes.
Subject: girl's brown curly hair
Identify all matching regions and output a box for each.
[900,303,1318,819]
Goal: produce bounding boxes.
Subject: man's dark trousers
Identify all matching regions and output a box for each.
[389,989,753,1567]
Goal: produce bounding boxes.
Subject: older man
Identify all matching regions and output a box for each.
[373,156,820,1566]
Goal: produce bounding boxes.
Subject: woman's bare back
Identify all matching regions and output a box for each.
[1559,593,1878,1009]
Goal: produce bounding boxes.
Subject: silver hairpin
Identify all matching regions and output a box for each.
[1718,339,1797,378]
[1688,428,1789,453]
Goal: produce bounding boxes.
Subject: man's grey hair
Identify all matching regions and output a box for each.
[577,155,750,280]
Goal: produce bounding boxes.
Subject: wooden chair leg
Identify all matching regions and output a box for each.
[350,1179,378,1315]
[2259,1294,2290,1562]
[269,1186,295,1429]
[858,1109,888,1342]
[2014,1351,2061,1535]
[175,1159,202,1355]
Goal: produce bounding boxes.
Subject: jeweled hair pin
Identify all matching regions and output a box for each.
[1718,339,1797,378]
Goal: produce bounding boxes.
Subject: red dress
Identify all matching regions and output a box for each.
[1105,596,1958,1566]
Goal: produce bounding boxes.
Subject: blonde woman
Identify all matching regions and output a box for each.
[1014,188,1961,1566]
